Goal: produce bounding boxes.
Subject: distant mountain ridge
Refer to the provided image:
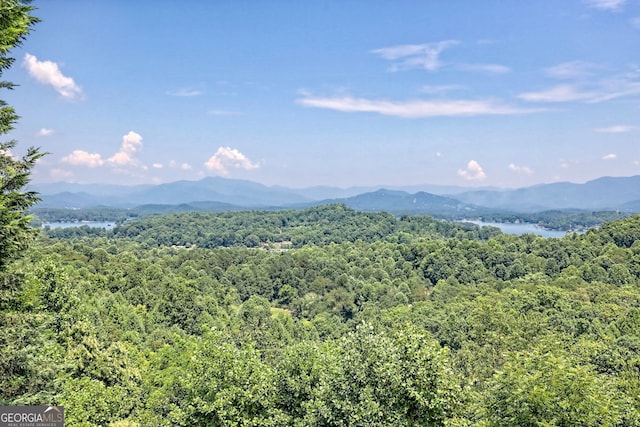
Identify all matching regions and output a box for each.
[452,175,640,212]
[31,175,640,214]
[300,189,482,216]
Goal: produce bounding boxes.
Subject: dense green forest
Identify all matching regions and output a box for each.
[3,204,640,425]
[31,205,632,233]
[42,205,502,246]
[477,210,631,232]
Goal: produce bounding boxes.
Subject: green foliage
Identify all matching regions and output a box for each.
[0,1,62,409]
[0,1,39,81]
[299,323,459,426]
[599,214,640,248]
[0,1,44,270]
[98,204,493,248]
[480,210,631,232]
[4,206,640,424]
[485,342,625,426]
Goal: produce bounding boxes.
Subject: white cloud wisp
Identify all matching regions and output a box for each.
[584,0,626,11]
[521,66,640,103]
[508,163,533,175]
[595,125,634,133]
[298,94,536,118]
[518,85,596,103]
[455,63,511,74]
[545,61,599,79]
[372,41,459,71]
[166,88,204,97]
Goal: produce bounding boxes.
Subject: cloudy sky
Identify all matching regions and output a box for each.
[5,0,640,188]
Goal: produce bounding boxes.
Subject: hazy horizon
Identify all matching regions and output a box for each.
[6,1,639,188]
[31,172,640,193]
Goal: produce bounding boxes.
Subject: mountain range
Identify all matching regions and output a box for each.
[31,175,640,215]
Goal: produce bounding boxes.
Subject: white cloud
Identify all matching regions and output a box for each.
[107,131,143,166]
[559,159,580,169]
[61,150,104,167]
[545,61,598,79]
[602,153,617,160]
[519,85,595,102]
[167,160,192,170]
[152,163,164,169]
[37,128,54,136]
[372,40,459,71]
[166,88,204,97]
[521,66,640,103]
[121,131,143,152]
[456,63,511,74]
[508,163,533,174]
[297,94,537,118]
[588,73,640,102]
[122,131,143,151]
[595,125,634,133]
[107,152,131,166]
[204,147,259,175]
[584,0,626,11]
[22,53,83,100]
[458,160,486,181]
[63,131,145,171]
[373,41,511,76]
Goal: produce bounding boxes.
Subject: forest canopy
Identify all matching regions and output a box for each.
[3,205,640,425]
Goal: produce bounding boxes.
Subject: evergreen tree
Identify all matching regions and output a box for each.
[0,0,44,270]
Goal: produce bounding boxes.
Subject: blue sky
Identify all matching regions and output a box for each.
[5,0,640,188]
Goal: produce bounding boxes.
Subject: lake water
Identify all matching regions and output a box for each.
[43,221,116,229]
[465,221,568,238]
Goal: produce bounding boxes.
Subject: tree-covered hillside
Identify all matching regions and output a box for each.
[44,204,503,247]
[3,205,640,425]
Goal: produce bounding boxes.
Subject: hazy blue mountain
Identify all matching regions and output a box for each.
[301,189,481,216]
[387,184,501,196]
[32,175,640,213]
[287,184,499,200]
[31,182,151,197]
[133,201,243,214]
[35,177,311,208]
[36,192,107,209]
[620,199,640,212]
[286,185,378,200]
[453,175,640,212]
[124,177,311,207]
